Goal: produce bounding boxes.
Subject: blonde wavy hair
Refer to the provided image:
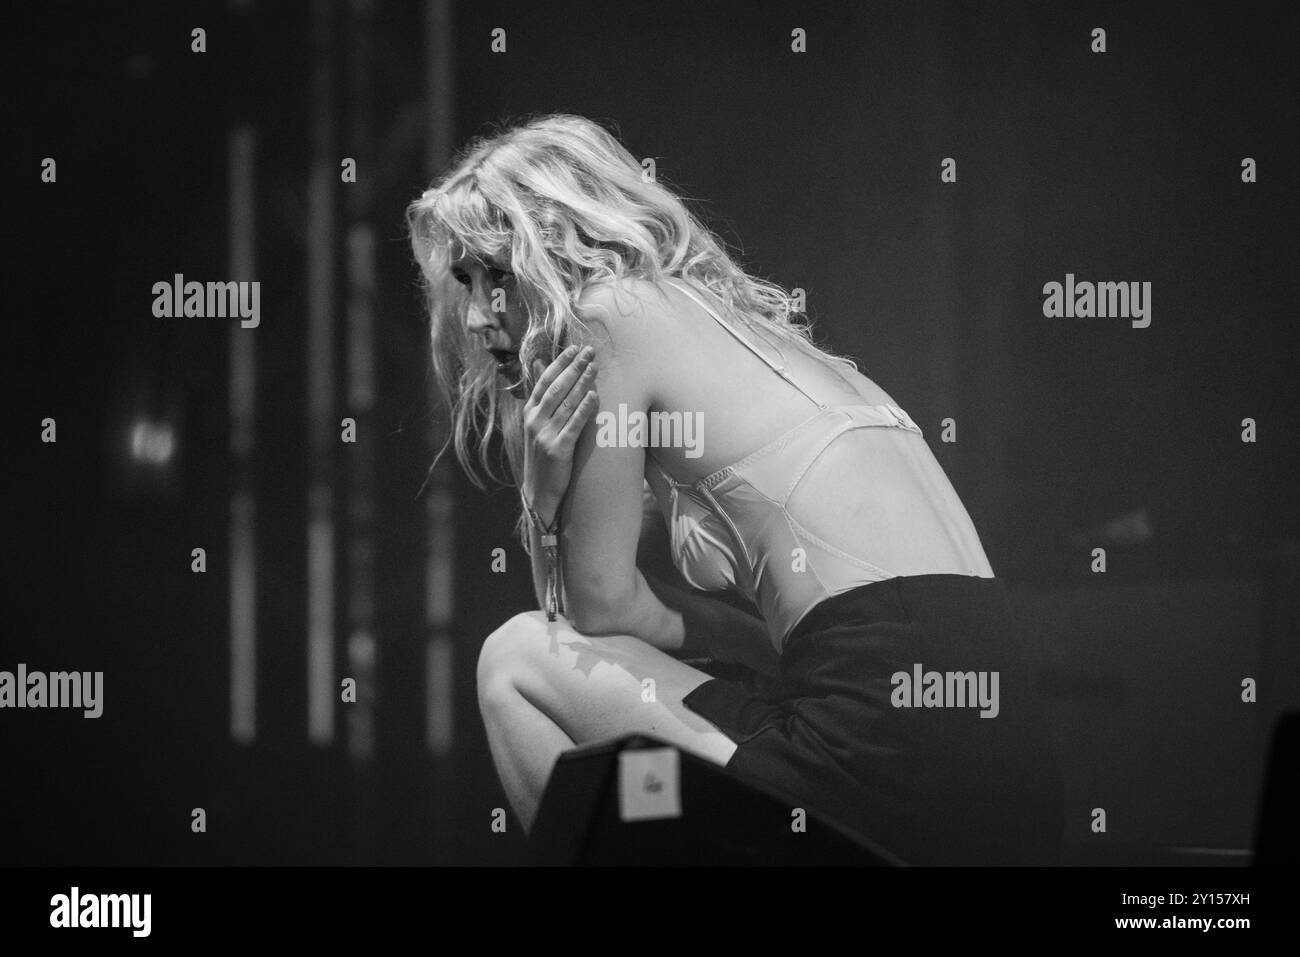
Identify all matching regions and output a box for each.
[407,112,856,500]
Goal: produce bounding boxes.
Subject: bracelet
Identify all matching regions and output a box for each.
[522,493,563,620]
[523,498,560,547]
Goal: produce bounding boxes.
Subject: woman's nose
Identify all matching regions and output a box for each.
[464,297,497,335]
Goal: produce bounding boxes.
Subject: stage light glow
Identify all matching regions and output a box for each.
[129,420,176,465]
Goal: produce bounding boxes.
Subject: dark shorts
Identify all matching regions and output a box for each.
[681,574,1064,865]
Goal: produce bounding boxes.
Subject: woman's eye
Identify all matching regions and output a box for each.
[451,267,509,288]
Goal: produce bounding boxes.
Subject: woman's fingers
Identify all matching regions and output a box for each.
[536,345,595,417]
[523,343,599,459]
[527,344,578,408]
[555,390,600,447]
[555,362,597,420]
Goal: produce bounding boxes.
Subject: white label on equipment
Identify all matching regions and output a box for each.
[617,747,682,822]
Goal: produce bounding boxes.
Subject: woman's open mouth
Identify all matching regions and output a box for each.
[489,349,524,394]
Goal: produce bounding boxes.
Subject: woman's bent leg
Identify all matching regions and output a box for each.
[476,610,739,833]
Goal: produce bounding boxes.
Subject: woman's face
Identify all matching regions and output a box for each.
[452,253,529,393]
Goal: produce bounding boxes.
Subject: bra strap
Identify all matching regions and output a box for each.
[666,278,828,411]
[648,453,685,492]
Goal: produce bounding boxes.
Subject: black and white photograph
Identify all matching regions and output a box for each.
[7,0,1297,940]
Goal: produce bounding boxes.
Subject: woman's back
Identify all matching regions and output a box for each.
[640,277,994,651]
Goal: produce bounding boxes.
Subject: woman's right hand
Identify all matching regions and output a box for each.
[520,344,600,526]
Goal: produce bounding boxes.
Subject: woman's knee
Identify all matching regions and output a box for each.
[476,610,551,709]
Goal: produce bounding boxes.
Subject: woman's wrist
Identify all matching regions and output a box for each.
[521,489,565,621]
[522,488,562,531]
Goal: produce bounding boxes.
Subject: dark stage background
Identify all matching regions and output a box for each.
[8,0,1298,866]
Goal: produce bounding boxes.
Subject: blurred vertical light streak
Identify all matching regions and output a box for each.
[916,5,958,439]
[307,0,338,747]
[229,125,258,745]
[423,0,456,760]
[345,0,377,769]
[425,486,454,754]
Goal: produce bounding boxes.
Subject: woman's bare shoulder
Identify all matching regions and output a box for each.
[573,276,694,356]
[576,275,680,322]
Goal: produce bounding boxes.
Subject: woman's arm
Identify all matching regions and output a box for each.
[640,573,781,677]
[539,279,779,676]
[556,283,673,640]
[565,508,781,671]
[516,345,600,617]
[634,486,780,676]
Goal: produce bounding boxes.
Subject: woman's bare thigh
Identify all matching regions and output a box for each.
[480,611,740,767]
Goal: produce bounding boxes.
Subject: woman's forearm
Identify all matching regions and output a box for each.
[640,573,781,677]
[531,481,779,676]
[550,529,780,676]
[553,492,780,675]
